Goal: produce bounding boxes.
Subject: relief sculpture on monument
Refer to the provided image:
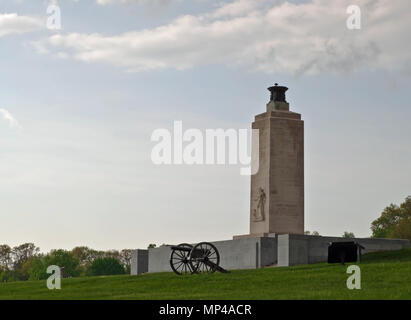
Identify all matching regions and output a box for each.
[252,187,266,222]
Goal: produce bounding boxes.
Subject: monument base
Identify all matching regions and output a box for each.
[130,235,410,274]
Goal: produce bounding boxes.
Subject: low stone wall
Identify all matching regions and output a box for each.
[148,245,173,273]
[130,249,148,275]
[131,236,277,274]
[278,234,410,266]
[130,234,410,274]
[214,237,277,270]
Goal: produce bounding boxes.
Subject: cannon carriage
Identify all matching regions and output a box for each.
[169,242,228,275]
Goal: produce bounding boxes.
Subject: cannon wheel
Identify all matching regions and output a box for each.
[189,242,220,274]
[170,243,193,275]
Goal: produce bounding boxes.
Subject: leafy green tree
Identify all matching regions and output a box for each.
[0,245,12,269]
[342,231,355,238]
[12,243,39,267]
[71,246,94,266]
[87,257,125,276]
[0,266,15,282]
[12,243,40,280]
[43,250,81,278]
[71,246,98,275]
[371,204,402,238]
[371,196,411,240]
[390,217,411,240]
[120,249,133,273]
[104,250,120,260]
[23,256,47,280]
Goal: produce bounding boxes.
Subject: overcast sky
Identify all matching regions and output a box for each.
[1,0,410,252]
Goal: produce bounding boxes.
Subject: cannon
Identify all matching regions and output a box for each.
[169,242,228,275]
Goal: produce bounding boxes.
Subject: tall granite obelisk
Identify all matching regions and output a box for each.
[248,84,304,236]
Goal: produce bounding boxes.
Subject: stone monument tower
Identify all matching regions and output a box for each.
[248,84,304,236]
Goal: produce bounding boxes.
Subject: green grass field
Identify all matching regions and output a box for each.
[1,249,410,300]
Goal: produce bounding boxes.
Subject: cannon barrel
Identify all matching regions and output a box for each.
[170,245,192,252]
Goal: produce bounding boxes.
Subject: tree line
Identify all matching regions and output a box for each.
[0,244,133,282]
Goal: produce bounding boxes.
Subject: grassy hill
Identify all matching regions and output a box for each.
[1,249,410,300]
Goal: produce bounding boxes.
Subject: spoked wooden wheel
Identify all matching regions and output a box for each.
[189,242,220,274]
[170,243,193,275]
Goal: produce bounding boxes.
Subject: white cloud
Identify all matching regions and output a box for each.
[0,13,44,38]
[0,108,21,129]
[210,0,263,18]
[33,0,411,75]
